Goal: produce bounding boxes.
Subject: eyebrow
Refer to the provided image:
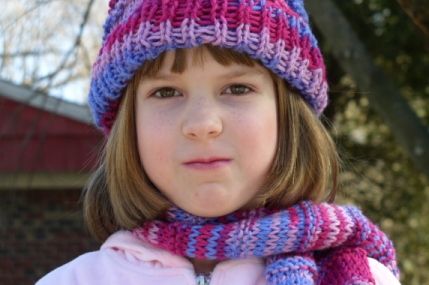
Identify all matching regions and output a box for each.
[149,68,265,82]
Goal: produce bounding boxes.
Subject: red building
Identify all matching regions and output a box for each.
[0,79,103,284]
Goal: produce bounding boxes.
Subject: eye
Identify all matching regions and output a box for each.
[224,85,252,95]
[153,88,181,98]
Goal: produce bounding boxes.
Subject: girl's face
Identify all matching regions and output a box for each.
[135,49,278,217]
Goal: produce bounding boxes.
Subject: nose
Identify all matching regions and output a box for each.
[182,97,223,140]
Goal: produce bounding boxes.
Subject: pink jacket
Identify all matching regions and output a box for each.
[37,231,401,285]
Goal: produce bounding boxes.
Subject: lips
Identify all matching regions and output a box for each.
[183,157,232,170]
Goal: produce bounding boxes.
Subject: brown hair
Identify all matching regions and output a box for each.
[83,45,339,241]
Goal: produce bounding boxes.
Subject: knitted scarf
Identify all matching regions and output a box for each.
[132,201,400,284]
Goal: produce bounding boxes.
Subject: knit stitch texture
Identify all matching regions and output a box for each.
[132,201,400,284]
[89,0,328,134]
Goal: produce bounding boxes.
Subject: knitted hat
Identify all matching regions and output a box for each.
[89,0,328,134]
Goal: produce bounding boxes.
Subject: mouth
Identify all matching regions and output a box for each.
[183,157,232,170]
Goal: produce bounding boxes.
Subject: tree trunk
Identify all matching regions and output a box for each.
[305,0,429,180]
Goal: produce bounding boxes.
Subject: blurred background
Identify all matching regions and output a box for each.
[0,0,428,284]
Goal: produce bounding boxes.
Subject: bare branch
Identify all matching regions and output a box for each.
[0,50,56,58]
[2,2,51,33]
[396,0,429,50]
[397,0,429,37]
[35,0,96,82]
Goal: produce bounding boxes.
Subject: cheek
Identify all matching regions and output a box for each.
[240,105,278,158]
[255,115,278,166]
[136,111,172,171]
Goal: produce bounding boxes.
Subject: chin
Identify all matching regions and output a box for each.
[186,204,240,218]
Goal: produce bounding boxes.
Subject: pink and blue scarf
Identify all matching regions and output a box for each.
[133,201,399,284]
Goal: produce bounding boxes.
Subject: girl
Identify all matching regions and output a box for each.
[38,0,401,284]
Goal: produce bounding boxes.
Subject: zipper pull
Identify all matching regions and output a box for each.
[196,272,210,285]
[196,274,205,285]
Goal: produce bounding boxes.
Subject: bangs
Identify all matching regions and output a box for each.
[136,45,258,82]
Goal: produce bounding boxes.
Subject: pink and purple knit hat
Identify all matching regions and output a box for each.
[89,0,328,134]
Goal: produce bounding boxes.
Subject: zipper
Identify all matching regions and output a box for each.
[196,272,211,285]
